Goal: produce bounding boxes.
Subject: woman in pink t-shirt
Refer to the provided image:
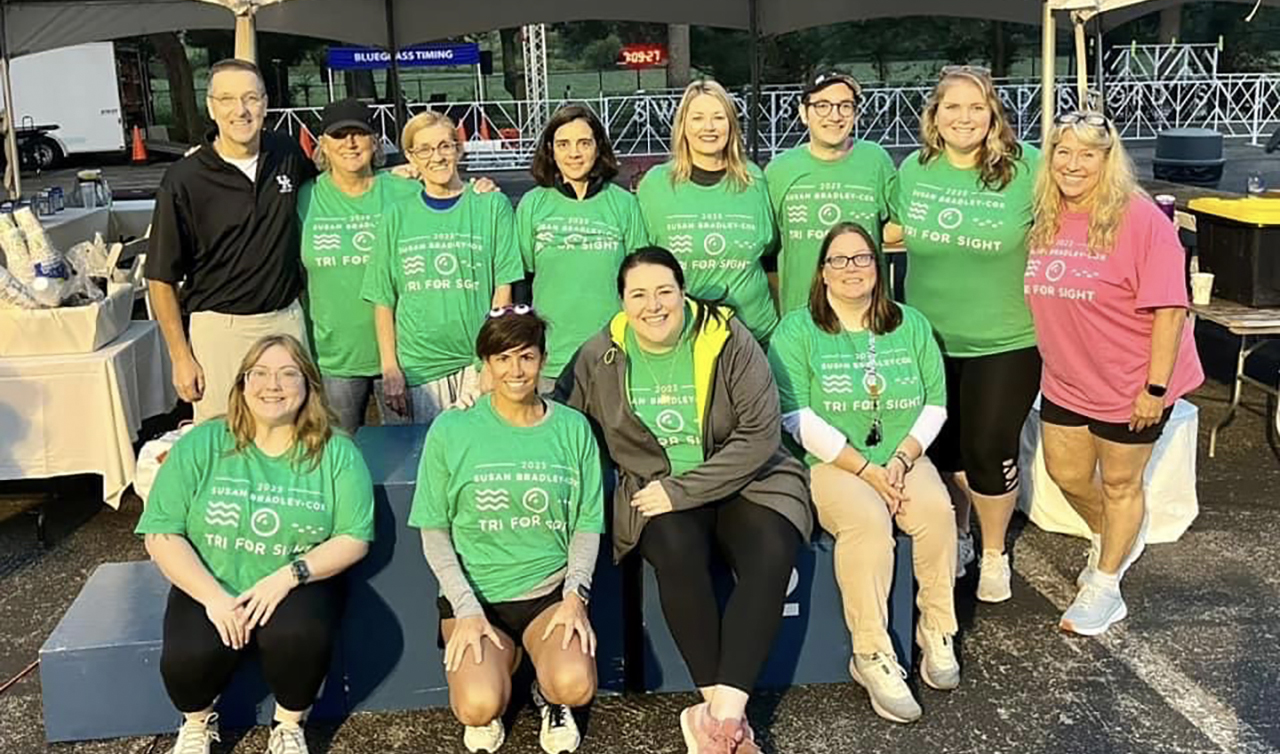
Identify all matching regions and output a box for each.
[1024,112,1203,637]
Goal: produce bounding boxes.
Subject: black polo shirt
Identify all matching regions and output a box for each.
[145,130,317,315]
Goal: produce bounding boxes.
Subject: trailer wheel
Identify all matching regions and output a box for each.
[30,137,63,170]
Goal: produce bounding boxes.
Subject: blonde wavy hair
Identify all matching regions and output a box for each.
[225,334,337,471]
[918,68,1023,191]
[669,79,753,191]
[400,109,457,154]
[1028,115,1144,255]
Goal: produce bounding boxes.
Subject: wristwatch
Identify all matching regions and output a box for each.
[290,559,311,586]
[1145,383,1168,398]
[567,584,591,606]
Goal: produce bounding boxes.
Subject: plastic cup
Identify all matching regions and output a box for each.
[1155,194,1177,220]
[1191,272,1214,306]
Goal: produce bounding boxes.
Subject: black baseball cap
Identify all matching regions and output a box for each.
[319,99,374,135]
[803,70,863,103]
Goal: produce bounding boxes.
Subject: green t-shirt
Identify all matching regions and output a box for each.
[768,306,946,467]
[361,189,524,386]
[765,142,897,314]
[134,420,375,595]
[625,322,703,475]
[635,162,778,341]
[517,183,648,379]
[893,145,1040,357]
[298,172,421,377]
[408,396,605,604]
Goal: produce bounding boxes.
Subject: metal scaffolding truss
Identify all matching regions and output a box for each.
[522,23,550,132]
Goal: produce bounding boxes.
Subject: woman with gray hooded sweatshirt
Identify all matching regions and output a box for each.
[555,247,811,754]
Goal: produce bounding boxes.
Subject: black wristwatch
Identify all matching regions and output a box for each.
[567,584,591,606]
[290,559,311,586]
[1145,383,1168,398]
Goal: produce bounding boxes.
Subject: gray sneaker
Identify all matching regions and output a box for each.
[849,652,922,723]
[463,719,505,753]
[1060,581,1127,636]
[916,625,960,691]
[171,713,219,754]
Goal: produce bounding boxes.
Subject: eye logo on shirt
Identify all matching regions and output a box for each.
[1045,260,1067,283]
[819,203,842,226]
[522,488,550,514]
[656,410,686,434]
[938,208,964,230]
[276,175,294,194]
[251,508,281,538]
[704,233,728,257]
[353,231,375,253]
[434,253,459,275]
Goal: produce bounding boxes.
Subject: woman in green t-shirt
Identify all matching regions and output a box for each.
[517,104,648,390]
[768,223,957,725]
[890,66,1042,603]
[410,309,604,754]
[361,110,524,427]
[556,248,811,754]
[635,79,779,342]
[136,334,375,754]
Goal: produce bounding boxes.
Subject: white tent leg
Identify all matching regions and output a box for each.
[1042,1,1056,144]
[1,58,20,200]
[235,13,257,63]
[1074,13,1089,108]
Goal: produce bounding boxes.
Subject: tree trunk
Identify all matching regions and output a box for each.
[1158,5,1182,43]
[991,21,1010,78]
[500,27,526,99]
[344,70,377,99]
[149,32,202,145]
[667,24,691,89]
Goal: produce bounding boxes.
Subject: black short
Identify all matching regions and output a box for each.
[1040,395,1173,445]
[437,588,562,645]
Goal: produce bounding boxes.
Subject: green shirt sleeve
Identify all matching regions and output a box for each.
[408,420,453,529]
[134,427,207,536]
[573,417,606,536]
[296,179,314,222]
[766,315,811,414]
[328,437,376,541]
[634,169,661,242]
[621,190,650,251]
[516,190,537,274]
[361,207,399,308]
[490,193,525,286]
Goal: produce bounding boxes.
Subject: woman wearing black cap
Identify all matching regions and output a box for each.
[297,99,420,432]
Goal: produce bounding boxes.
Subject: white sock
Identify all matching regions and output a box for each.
[1092,570,1120,591]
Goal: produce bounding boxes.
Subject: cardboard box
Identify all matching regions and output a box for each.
[0,282,133,357]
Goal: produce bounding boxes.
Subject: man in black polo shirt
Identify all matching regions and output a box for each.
[146,58,316,423]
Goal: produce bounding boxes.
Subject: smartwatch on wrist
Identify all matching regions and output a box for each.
[566,584,591,606]
[1145,383,1168,398]
[290,559,311,586]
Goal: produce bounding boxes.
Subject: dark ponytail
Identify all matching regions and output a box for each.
[617,246,727,334]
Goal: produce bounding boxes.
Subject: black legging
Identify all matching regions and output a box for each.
[638,496,800,692]
[929,346,1042,496]
[159,580,343,713]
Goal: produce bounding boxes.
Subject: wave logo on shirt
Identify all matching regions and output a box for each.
[821,374,856,394]
[474,489,511,511]
[313,234,341,252]
[205,501,241,528]
[522,488,550,514]
[402,255,427,276]
[819,203,842,226]
[669,235,694,255]
[704,233,727,257]
[352,231,375,253]
[656,410,686,434]
[786,205,808,224]
[251,508,281,538]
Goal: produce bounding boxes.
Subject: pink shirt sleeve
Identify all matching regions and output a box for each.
[1131,198,1190,312]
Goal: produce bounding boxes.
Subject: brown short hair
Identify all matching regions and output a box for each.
[476,308,548,360]
[225,334,337,470]
[529,104,619,187]
[208,58,265,88]
[807,222,902,336]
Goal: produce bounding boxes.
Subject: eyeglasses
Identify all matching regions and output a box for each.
[488,304,535,318]
[209,93,266,109]
[407,142,458,160]
[940,65,992,79]
[244,367,305,387]
[806,100,857,118]
[1056,111,1113,129]
[825,253,876,269]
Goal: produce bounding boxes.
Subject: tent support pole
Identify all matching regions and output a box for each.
[385,0,407,132]
[1095,16,1106,112]
[1041,0,1056,144]
[234,13,256,62]
[748,0,761,161]
[0,0,20,199]
[1074,13,1088,108]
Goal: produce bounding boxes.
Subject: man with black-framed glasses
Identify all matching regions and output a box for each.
[146,58,317,424]
[765,70,897,315]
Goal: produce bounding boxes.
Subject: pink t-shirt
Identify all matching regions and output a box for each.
[1025,196,1203,422]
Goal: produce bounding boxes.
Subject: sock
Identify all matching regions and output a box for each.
[1092,570,1120,591]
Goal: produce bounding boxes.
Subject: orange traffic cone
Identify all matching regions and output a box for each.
[130,125,147,164]
[299,128,316,159]
[480,116,492,141]
[456,123,468,145]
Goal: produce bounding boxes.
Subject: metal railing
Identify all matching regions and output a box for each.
[268,73,1280,170]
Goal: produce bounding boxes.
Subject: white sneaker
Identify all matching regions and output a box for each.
[531,681,581,753]
[171,713,219,754]
[267,722,309,754]
[976,551,1012,603]
[849,652,922,723]
[915,625,960,691]
[1077,509,1149,588]
[1060,580,1128,636]
[463,720,506,753]
[956,531,976,579]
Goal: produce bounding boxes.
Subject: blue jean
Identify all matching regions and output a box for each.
[322,375,380,434]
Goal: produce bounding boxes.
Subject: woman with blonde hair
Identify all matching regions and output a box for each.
[890,66,1042,601]
[362,110,523,426]
[136,334,375,754]
[1025,112,1202,635]
[635,80,778,342]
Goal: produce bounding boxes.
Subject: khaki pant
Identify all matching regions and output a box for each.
[810,457,958,655]
[189,300,309,424]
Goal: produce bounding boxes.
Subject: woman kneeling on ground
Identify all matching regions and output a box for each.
[137,334,375,754]
[411,307,604,754]
[1025,112,1202,636]
[768,222,957,724]
[557,247,812,754]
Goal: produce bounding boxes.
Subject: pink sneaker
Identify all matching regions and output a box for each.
[680,703,716,754]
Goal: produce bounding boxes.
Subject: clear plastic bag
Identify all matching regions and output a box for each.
[0,265,40,310]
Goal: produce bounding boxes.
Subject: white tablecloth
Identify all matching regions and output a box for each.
[0,322,176,507]
[43,206,112,252]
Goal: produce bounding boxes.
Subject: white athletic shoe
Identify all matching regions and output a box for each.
[531,681,581,753]
[976,551,1013,603]
[956,531,976,579]
[915,625,960,691]
[171,712,219,754]
[266,722,309,754]
[1060,580,1128,636]
[463,720,506,753]
[849,652,922,723]
[1078,509,1150,588]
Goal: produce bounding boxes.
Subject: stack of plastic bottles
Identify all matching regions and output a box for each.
[0,207,103,310]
